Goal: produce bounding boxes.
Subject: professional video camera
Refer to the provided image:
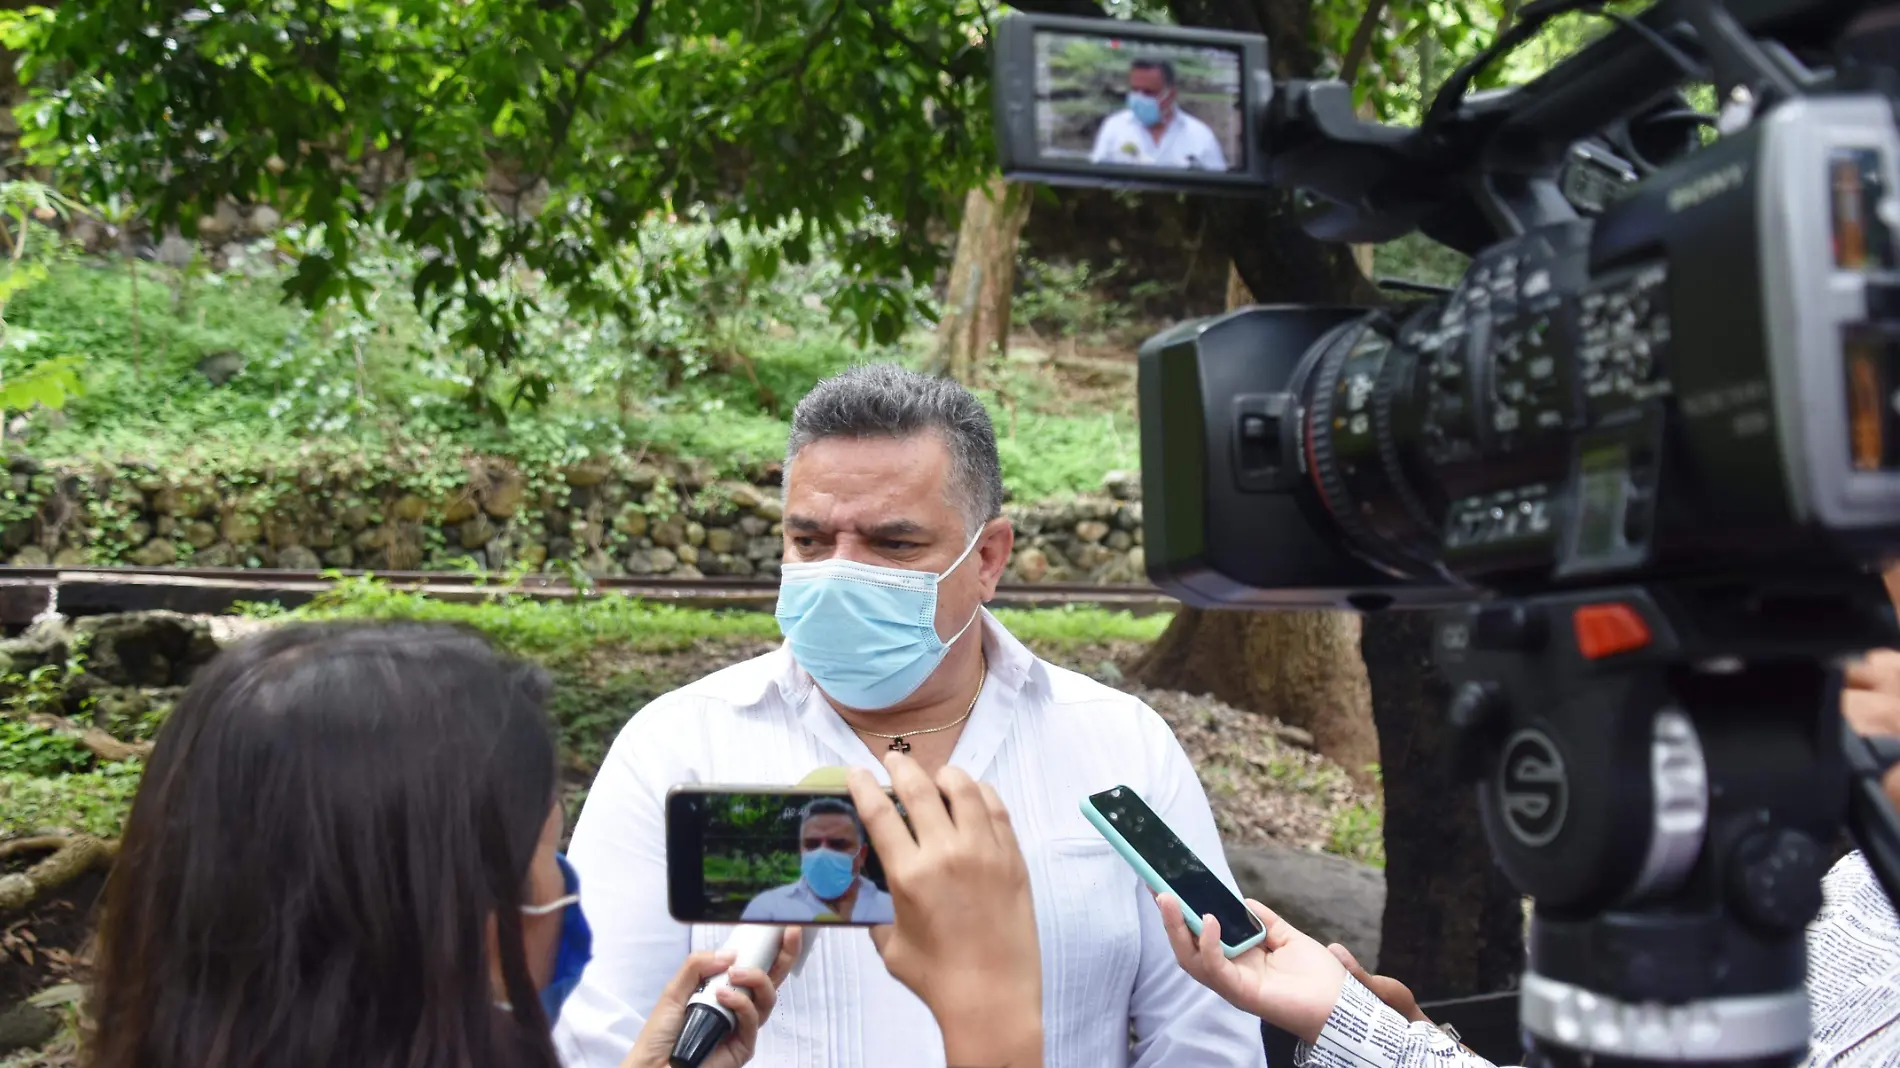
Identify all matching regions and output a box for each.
[994,4,1900,1067]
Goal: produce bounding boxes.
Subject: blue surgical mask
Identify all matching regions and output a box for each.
[801,847,858,900]
[520,853,593,1024]
[1127,91,1163,127]
[775,536,983,710]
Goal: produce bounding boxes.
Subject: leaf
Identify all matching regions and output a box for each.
[0,354,85,414]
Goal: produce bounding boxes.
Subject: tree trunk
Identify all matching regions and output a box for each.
[1162,0,1524,999]
[934,176,1033,385]
[1361,613,1524,994]
[1135,605,1379,780]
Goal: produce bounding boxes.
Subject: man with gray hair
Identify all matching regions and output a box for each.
[555,363,1267,1068]
[740,797,894,923]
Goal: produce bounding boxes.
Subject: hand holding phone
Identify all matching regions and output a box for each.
[1153,893,1349,1047]
[1081,785,1267,956]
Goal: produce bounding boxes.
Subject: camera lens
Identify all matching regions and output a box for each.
[1296,312,1445,578]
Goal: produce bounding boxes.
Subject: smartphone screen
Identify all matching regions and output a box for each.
[1088,786,1264,946]
[666,787,895,926]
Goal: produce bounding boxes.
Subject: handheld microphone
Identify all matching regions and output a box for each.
[668,924,785,1068]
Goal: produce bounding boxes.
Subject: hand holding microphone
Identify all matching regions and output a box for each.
[626,926,801,1068]
[662,764,845,1068]
[650,757,1047,1068]
[660,925,802,1068]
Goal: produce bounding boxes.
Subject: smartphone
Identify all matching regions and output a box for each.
[989,12,1272,195]
[666,785,897,926]
[1082,785,1268,957]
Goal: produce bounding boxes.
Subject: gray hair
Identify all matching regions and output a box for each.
[785,363,1006,536]
[798,797,865,846]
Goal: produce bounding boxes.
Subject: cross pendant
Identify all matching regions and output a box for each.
[889,737,912,753]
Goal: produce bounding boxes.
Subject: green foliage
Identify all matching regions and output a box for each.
[0,236,1130,513]
[970,356,1141,502]
[1314,0,1653,125]
[0,181,89,423]
[268,575,784,658]
[9,227,890,474]
[0,720,91,776]
[546,666,659,771]
[277,576,1175,659]
[1012,259,1139,341]
[0,760,142,838]
[1327,801,1386,868]
[0,352,83,416]
[990,605,1171,645]
[992,406,1140,503]
[1372,232,1471,290]
[705,850,800,889]
[4,0,996,406]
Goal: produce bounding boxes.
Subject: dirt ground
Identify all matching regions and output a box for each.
[0,623,1374,1067]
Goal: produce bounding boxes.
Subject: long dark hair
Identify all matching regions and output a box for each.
[86,622,562,1068]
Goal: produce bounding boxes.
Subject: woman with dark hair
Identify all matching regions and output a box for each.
[83,622,797,1068]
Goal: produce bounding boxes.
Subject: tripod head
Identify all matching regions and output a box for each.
[1437,575,1900,1066]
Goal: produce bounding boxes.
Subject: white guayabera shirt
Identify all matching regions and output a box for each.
[1089,108,1229,170]
[551,611,1268,1068]
[1294,851,1900,1068]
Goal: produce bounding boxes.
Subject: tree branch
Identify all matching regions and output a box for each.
[0,836,69,862]
[0,835,116,914]
[786,0,850,90]
[546,0,659,162]
[23,713,154,763]
[862,8,960,77]
[1340,0,1389,84]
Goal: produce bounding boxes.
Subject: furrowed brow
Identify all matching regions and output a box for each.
[861,519,927,540]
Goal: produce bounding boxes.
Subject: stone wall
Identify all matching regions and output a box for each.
[0,455,1146,583]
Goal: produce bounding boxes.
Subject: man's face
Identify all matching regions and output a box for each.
[1128,67,1173,112]
[782,431,1011,654]
[801,813,866,876]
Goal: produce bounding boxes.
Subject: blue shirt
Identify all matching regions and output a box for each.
[739,874,896,924]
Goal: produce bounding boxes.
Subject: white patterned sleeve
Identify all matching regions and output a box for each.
[1293,977,1509,1068]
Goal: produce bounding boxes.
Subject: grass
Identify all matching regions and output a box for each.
[255,576,1173,661]
[0,761,143,839]
[0,721,91,777]
[4,237,1142,502]
[1327,802,1386,868]
[246,578,1178,777]
[989,604,1171,646]
[255,578,785,657]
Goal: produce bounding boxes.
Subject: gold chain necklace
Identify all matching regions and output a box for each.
[848,664,988,753]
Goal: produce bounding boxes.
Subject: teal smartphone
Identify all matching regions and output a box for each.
[1081,784,1268,958]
